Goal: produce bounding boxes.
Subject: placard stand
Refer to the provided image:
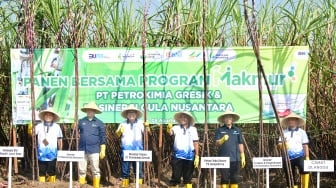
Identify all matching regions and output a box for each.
[200,157,230,188]
[252,157,282,188]
[123,150,152,188]
[57,150,85,188]
[0,146,24,188]
[304,160,334,188]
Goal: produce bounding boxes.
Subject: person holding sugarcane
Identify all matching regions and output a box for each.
[167,111,199,188]
[78,102,106,188]
[215,110,245,188]
[35,108,63,183]
[115,105,150,187]
[278,112,310,188]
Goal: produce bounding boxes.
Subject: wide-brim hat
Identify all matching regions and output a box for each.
[121,105,143,119]
[280,112,305,127]
[217,110,240,123]
[38,108,60,122]
[81,101,102,114]
[174,111,195,125]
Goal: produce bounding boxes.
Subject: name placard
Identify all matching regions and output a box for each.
[0,147,24,158]
[123,150,152,162]
[253,157,282,169]
[304,160,334,172]
[201,157,230,168]
[57,150,85,162]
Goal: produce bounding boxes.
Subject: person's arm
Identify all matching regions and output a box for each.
[57,138,63,150]
[99,122,106,145]
[303,144,309,159]
[99,122,106,159]
[193,141,199,156]
[302,129,310,160]
[239,143,244,153]
[57,125,63,150]
[193,128,200,168]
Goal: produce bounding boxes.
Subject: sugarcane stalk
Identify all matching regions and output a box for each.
[23,0,37,181]
[197,0,211,187]
[243,0,294,187]
[142,0,150,185]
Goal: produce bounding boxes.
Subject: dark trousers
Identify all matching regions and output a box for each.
[283,156,309,186]
[170,158,194,186]
[38,159,57,176]
[220,161,240,184]
[121,160,143,179]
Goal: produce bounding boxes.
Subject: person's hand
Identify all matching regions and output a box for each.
[167,123,173,134]
[116,126,124,137]
[305,156,310,160]
[240,153,246,168]
[278,142,289,150]
[99,144,106,159]
[144,121,150,132]
[218,135,229,145]
[194,155,200,168]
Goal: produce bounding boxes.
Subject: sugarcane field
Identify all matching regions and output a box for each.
[0,0,336,188]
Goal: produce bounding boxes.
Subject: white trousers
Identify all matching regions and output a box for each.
[78,153,100,177]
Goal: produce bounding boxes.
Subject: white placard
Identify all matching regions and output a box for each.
[57,150,85,162]
[0,147,24,158]
[304,160,334,172]
[253,157,282,169]
[201,157,230,169]
[123,150,152,162]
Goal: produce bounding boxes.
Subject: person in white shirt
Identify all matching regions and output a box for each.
[115,105,150,187]
[278,112,310,188]
[35,108,63,183]
[167,111,199,188]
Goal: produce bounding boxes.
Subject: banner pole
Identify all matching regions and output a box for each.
[266,168,269,188]
[136,161,140,188]
[213,168,216,188]
[69,162,73,188]
[317,172,320,188]
[8,157,12,188]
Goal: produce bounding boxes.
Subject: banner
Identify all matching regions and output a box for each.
[10,47,309,124]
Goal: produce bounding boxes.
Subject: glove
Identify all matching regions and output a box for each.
[278,142,289,150]
[305,156,310,160]
[116,126,124,137]
[167,123,173,134]
[27,122,33,136]
[194,155,199,168]
[240,153,246,168]
[99,144,106,159]
[144,121,150,132]
[217,135,229,145]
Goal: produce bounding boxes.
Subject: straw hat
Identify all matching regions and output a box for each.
[121,105,143,119]
[174,111,195,125]
[81,101,102,114]
[280,112,305,127]
[38,108,60,122]
[217,109,240,124]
